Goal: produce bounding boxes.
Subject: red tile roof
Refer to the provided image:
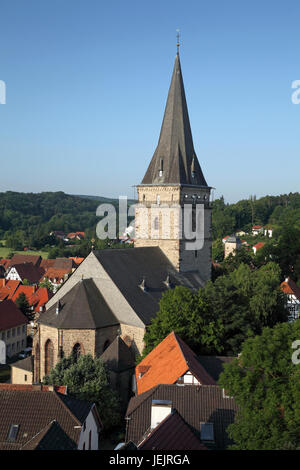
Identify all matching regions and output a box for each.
[0,280,21,301]
[69,257,84,265]
[0,384,67,394]
[136,332,216,395]
[0,259,10,270]
[281,277,300,301]
[252,225,263,229]
[0,300,28,330]
[42,268,70,282]
[11,286,53,312]
[253,242,265,250]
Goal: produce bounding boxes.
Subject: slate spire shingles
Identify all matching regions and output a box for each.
[142,52,208,187]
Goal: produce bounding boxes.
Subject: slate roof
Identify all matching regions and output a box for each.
[136,332,216,395]
[126,384,238,450]
[141,53,208,187]
[0,300,28,331]
[38,278,119,329]
[0,388,94,450]
[93,247,205,326]
[138,410,208,450]
[100,335,136,373]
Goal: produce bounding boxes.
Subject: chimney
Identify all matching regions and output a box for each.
[151,400,172,429]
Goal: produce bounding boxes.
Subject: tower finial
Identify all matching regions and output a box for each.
[176,29,180,54]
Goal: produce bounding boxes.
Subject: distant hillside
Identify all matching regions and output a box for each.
[76,194,137,205]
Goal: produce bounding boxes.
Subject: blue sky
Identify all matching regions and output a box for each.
[0,0,299,203]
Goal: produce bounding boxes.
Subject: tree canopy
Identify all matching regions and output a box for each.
[218,320,300,450]
[43,353,122,431]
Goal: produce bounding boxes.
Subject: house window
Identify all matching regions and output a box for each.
[45,339,54,376]
[17,327,20,336]
[22,326,26,334]
[24,374,27,382]
[12,343,15,352]
[7,425,19,442]
[200,422,214,441]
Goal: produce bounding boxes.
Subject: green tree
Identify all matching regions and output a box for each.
[140,286,224,360]
[43,353,121,431]
[218,320,300,450]
[15,292,33,321]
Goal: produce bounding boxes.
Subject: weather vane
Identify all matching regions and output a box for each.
[176,29,180,54]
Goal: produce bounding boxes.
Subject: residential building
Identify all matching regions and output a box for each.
[0,300,28,358]
[135,331,216,395]
[8,254,42,268]
[11,356,34,384]
[6,263,45,284]
[224,236,242,259]
[281,277,300,321]
[252,242,265,255]
[264,227,273,238]
[0,384,102,450]
[125,384,238,450]
[252,225,263,236]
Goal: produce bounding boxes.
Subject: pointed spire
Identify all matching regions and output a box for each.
[142,52,208,187]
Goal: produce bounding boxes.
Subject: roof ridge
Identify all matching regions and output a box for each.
[53,391,83,426]
[172,331,189,374]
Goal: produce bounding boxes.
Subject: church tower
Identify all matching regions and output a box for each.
[134,47,212,282]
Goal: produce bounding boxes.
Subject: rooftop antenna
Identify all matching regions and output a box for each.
[176,29,180,54]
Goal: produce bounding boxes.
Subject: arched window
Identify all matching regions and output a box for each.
[103,340,110,352]
[45,339,54,376]
[72,343,84,361]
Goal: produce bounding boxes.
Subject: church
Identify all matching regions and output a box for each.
[31,46,213,383]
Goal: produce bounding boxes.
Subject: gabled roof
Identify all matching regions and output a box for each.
[52,258,77,270]
[253,242,265,250]
[281,277,300,301]
[93,248,205,326]
[11,285,52,312]
[126,384,238,450]
[0,280,21,301]
[136,332,216,394]
[100,336,136,373]
[141,53,208,187]
[0,300,28,331]
[8,263,45,284]
[42,267,70,281]
[9,254,42,267]
[138,410,208,450]
[10,356,34,373]
[38,278,119,329]
[0,388,95,450]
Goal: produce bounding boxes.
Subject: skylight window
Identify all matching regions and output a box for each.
[7,424,19,442]
[200,422,214,441]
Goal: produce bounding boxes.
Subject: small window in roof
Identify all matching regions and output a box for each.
[7,424,19,442]
[200,422,214,441]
